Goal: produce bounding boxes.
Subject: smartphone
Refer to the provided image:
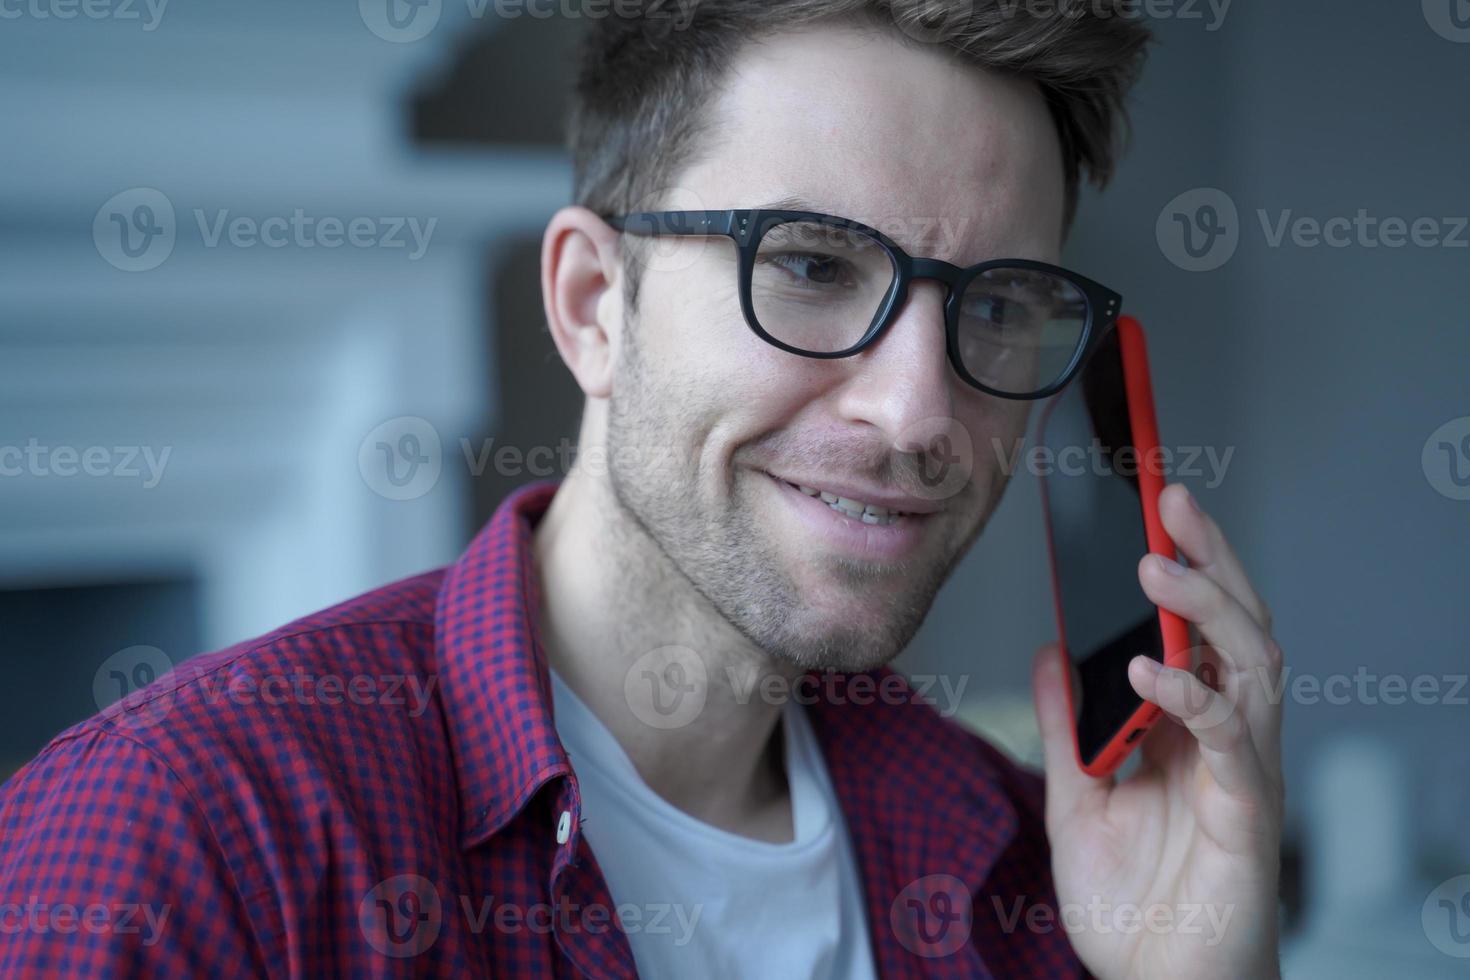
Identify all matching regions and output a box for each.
[1037,315,1192,778]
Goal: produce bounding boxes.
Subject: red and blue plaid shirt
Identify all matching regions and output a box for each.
[1,479,1086,978]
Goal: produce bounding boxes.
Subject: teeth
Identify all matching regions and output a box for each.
[779,475,909,525]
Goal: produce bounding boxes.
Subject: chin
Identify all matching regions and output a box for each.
[770,617,917,678]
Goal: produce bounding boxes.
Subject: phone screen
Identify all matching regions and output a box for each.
[1039,328,1165,765]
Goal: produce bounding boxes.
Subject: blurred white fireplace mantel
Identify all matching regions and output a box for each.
[0,4,569,651]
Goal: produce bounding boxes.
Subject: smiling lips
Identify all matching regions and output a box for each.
[764,472,939,526]
[793,483,909,525]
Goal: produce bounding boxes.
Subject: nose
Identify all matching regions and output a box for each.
[830,279,957,452]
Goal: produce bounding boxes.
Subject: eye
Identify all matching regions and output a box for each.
[763,251,853,287]
[963,293,1024,327]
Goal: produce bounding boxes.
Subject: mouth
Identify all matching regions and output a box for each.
[770,478,913,526]
[759,470,935,563]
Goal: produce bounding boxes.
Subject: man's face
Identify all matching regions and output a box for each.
[604,21,1067,672]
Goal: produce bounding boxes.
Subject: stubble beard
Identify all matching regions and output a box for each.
[599,324,995,674]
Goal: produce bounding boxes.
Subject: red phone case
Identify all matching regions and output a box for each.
[1038,315,1193,778]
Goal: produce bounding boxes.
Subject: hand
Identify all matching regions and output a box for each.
[1031,483,1284,980]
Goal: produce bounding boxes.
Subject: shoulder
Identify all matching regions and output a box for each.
[49,565,445,753]
[2,565,450,858]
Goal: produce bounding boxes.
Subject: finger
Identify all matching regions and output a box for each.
[1139,554,1284,758]
[1128,655,1269,802]
[1031,643,1111,830]
[1158,484,1273,633]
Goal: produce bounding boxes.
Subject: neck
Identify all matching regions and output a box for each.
[531,464,802,843]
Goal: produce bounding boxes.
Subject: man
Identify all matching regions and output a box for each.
[1,2,1285,977]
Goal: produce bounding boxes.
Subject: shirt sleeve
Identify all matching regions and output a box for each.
[0,727,268,979]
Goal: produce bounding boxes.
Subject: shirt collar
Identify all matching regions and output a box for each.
[435,477,1020,883]
[435,478,567,848]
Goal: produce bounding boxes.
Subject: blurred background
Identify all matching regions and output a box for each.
[1,0,1466,975]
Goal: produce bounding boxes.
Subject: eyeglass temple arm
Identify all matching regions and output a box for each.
[605,211,745,240]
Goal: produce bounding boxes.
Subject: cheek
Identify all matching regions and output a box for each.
[957,394,1033,485]
[637,251,753,384]
[620,287,768,487]
[637,258,828,456]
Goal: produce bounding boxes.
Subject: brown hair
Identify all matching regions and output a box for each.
[568,0,1151,307]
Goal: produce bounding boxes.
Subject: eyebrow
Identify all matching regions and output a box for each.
[752,194,850,217]
[752,195,955,257]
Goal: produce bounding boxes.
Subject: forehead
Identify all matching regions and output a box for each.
[676,20,1066,262]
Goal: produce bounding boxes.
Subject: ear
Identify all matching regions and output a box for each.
[541,206,625,400]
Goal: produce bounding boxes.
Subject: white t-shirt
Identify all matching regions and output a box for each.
[549,667,879,980]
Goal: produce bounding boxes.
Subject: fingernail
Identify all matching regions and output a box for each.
[1155,554,1187,577]
[1185,487,1202,513]
[1132,655,1163,676]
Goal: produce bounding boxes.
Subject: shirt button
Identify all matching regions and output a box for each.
[556,809,572,844]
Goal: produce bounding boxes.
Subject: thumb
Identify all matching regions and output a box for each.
[1031,642,1109,830]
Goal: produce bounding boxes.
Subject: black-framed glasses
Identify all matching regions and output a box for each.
[606,209,1122,400]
